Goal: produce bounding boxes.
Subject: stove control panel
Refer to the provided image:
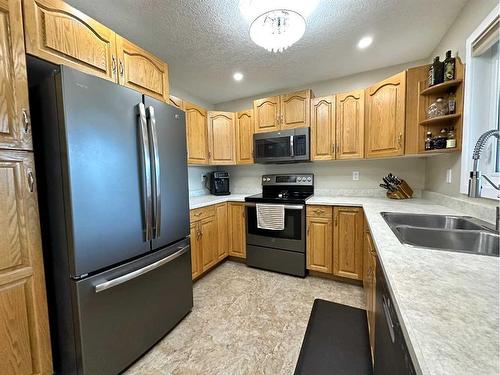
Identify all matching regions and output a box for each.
[261,174,314,186]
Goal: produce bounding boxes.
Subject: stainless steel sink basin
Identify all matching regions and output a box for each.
[381,212,499,257]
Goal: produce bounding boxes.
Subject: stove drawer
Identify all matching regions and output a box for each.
[307,205,333,218]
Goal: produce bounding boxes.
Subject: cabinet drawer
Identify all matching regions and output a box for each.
[190,205,216,222]
[307,205,333,218]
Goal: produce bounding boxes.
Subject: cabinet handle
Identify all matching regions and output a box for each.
[334,216,338,226]
[27,171,34,192]
[397,133,402,148]
[22,109,30,133]
[119,60,124,77]
[332,143,335,154]
[112,56,117,76]
[314,208,324,214]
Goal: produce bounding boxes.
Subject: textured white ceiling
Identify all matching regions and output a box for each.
[65,0,467,105]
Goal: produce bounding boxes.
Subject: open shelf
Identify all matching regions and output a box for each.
[419,113,461,126]
[420,79,463,96]
[420,147,460,154]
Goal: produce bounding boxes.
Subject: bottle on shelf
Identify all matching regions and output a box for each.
[425,131,434,150]
[444,50,456,81]
[446,127,456,149]
[427,97,449,118]
[448,91,456,114]
[433,128,448,149]
[428,56,444,87]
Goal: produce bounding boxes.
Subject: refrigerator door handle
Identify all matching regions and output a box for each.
[94,245,189,293]
[146,105,161,238]
[137,103,153,241]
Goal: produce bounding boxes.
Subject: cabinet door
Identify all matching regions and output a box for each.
[280,90,311,129]
[116,35,169,102]
[200,215,217,272]
[190,221,202,280]
[306,216,333,273]
[215,203,228,261]
[0,150,52,374]
[207,111,236,165]
[365,71,406,158]
[333,207,364,280]
[236,110,254,164]
[369,248,377,360]
[336,90,364,159]
[253,96,280,133]
[0,0,32,151]
[168,95,183,110]
[184,101,209,164]
[23,0,118,82]
[311,96,335,160]
[228,203,246,258]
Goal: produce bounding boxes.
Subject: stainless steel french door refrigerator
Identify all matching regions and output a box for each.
[29,62,193,375]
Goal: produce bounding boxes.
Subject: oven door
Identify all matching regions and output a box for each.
[253,128,309,163]
[245,203,305,252]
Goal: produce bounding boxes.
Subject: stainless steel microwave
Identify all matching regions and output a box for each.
[253,127,310,164]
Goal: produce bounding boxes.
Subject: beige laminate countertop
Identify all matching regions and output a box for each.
[189,194,499,375]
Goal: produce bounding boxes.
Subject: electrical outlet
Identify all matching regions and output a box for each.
[352,171,360,181]
[446,169,452,184]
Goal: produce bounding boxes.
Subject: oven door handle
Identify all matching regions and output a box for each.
[244,203,304,210]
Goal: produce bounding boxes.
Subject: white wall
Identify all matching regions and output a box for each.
[188,166,215,196]
[223,158,426,197]
[214,60,426,112]
[425,0,498,199]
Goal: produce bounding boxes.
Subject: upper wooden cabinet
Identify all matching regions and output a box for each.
[236,109,254,164]
[168,95,183,110]
[0,0,32,151]
[254,96,280,133]
[310,96,335,161]
[336,90,364,159]
[184,101,209,165]
[281,90,312,129]
[116,35,169,102]
[365,71,406,158]
[228,203,246,258]
[254,90,312,133]
[23,0,118,82]
[0,150,52,374]
[333,206,364,280]
[207,111,236,165]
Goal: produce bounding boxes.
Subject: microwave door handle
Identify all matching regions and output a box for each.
[289,136,294,157]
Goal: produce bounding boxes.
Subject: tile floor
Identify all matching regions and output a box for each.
[125,261,365,375]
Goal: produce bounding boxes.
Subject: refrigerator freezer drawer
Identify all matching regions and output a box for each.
[73,239,193,375]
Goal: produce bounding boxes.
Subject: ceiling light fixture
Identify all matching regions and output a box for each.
[358,36,373,49]
[233,72,244,81]
[239,0,319,53]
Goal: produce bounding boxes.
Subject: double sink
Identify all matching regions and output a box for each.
[382,212,499,257]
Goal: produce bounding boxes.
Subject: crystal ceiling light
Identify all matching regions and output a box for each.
[239,0,319,53]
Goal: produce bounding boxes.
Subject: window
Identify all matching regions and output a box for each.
[460,5,500,199]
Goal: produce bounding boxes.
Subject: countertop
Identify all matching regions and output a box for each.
[190,194,500,375]
[189,194,247,209]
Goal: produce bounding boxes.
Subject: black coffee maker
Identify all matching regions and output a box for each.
[206,171,230,195]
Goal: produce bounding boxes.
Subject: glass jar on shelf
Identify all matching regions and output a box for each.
[427,97,449,119]
[433,128,448,149]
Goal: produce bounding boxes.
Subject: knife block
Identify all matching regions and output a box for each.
[386,180,413,199]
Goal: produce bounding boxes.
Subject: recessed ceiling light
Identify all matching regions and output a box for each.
[358,36,373,49]
[233,72,244,81]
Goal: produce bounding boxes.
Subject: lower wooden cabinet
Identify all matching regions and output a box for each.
[363,221,377,361]
[0,150,52,374]
[306,206,333,273]
[215,203,229,260]
[199,216,218,271]
[190,221,202,279]
[228,202,246,258]
[333,207,364,280]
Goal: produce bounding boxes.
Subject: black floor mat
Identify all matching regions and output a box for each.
[294,299,373,375]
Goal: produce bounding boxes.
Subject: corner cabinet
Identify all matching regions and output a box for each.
[281,90,312,129]
[336,90,364,159]
[228,203,246,258]
[365,72,406,158]
[0,150,52,374]
[0,0,32,151]
[116,35,169,102]
[207,111,236,165]
[310,96,336,161]
[333,207,364,280]
[23,0,118,82]
[236,110,254,164]
[184,101,209,165]
[254,96,280,133]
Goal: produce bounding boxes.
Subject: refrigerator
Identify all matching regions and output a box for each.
[28,61,193,375]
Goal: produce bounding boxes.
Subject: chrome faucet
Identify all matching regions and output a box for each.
[468,129,500,230]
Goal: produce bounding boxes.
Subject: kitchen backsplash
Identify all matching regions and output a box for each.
[188,166,215,196]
